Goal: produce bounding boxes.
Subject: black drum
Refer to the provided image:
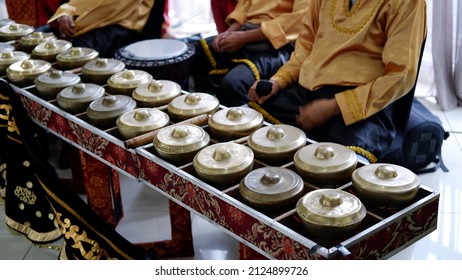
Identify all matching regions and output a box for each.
[114,39,195,89]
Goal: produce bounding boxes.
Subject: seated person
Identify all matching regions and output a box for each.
[191,0,310,107]
[46,0,156,57]
[248,0,427,163]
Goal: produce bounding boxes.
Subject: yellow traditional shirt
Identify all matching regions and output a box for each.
[47,0,155,37]
[225,0,310,49]
[271,0,427,126]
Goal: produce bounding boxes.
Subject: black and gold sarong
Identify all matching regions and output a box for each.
[0,79,150,260]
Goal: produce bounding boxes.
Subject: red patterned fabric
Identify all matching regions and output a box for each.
[36,0,62,26]
[5,0,36,26]
[239,243,267,260]
[79,151,123,227]
[136,200,194,258]
[211,0,237,33]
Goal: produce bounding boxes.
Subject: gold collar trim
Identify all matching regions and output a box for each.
[330,0,383,34]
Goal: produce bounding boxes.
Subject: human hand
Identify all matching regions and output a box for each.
[217,31,247,53]
[248,79,280,105]
[296,99,341,131]
[213,32,228,52]
[213,31,247,53]
[58,15,75,39]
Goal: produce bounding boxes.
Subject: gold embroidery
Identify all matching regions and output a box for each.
[330,0,383,34]
[209,68,229,75]
[55,213,116,260]
[8,115,20,135]
[7,135,22,145]
[0,93,8,101]
[14,186,37,205]
[201,39,217,69]
[0,104,10,121]
[54,5,76,19]
[347,146,377,163]
[4,215,61,242]
[344,90,363,122]
[36,176,133,259]
[231,59,261,80]
[344,90,356,120]
[274,69,293,87]
[201,40,262,81]
[248,102,282,124]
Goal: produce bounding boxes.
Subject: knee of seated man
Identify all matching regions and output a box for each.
[217,75,250,107]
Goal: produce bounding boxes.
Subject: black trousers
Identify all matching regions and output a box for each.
[191,36,294,107]
[71,25,139,58]
[259,84,397,161]
[36,24,139,58]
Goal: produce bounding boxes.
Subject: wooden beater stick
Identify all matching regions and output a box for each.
[124,113,210,149]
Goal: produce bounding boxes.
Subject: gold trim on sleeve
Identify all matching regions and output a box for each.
[274,69,293,88]
[344,90,364,122]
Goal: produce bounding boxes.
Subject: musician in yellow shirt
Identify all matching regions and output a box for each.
[248,0,427,163]
[46,0,157,57]
[191,0,310,107]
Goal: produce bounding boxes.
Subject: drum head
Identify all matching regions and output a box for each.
[115,39,195,89]
[122,39,188,60]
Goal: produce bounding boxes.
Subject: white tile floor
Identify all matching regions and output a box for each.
[1,96,461,260]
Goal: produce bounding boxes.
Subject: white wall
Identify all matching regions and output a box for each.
[0,0,8,19]
[167,0,217,38]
